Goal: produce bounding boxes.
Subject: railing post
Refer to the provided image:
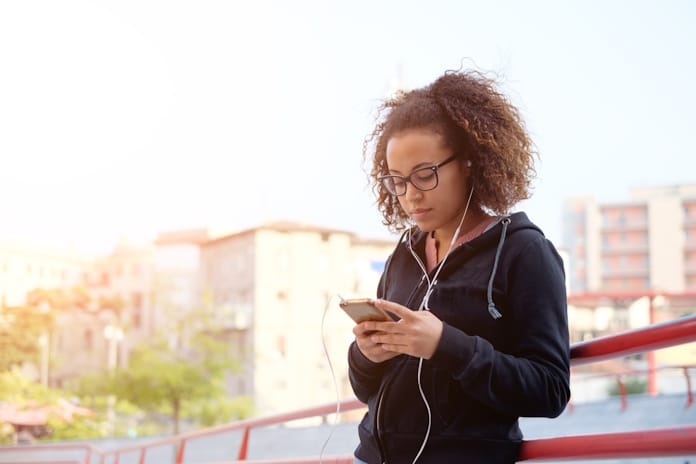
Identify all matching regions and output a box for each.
[647,297,658,396]
[175,439,186,464]
[616,376,627,411]
[138,447,147,464]
[237,426,250,460]
[114,451,120,464]
[84,448,92,464]
[684,366,693,408]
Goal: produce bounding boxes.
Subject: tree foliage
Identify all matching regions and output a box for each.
[76,305,250,434]
[0,306,52,372]
[0,369,114,444]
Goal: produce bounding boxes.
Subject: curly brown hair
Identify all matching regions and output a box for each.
[363,69,537,232]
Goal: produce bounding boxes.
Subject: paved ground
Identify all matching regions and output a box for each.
[2,393,695,463]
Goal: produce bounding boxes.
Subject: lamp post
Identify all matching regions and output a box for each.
[103,324,124,436]
[37,301,51,386]
[37,333,49,387]
[103,324,124,370]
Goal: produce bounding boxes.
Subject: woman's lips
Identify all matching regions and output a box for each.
[410,208,432,220]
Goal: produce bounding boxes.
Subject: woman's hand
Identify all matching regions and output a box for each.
[354,299,444,361]
[353,316,400,364]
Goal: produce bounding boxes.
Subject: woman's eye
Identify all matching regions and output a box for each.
[414,170,435,182]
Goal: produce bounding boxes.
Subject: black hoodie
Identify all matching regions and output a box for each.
[348,212,571,463]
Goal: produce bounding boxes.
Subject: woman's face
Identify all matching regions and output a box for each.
[385,129,471,234]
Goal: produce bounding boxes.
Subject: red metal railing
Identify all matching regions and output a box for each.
[570,311,696,365]
[2,314,696,463]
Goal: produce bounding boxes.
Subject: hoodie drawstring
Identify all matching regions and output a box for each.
[487,217,511,319]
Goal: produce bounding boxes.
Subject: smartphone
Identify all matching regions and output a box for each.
[339,298,391,324]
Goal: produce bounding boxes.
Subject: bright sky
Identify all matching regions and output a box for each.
[1,0,695,254]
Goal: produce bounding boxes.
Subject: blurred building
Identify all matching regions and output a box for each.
[85,241,155,335]
[73,230,209,377]
[151,228,209,349]
[0,239,91,308]
[199,221,395,415]
[563,184,696,294]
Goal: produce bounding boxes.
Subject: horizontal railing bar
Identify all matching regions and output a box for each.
[571,315,696,365]
[518,425,696,461]
[5,461,84,464]
[0,442,101,453]
[98,398,366,455]
[198,457,354,464]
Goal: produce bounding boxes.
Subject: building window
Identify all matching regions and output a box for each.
[132,309,142,329]
[618,211,626,226]
[132,292,143,311]
[276,335,286,358]
[84,329,93,350]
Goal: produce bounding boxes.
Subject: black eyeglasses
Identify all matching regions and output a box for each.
[378,154,459,196]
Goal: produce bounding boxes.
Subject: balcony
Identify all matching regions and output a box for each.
[600,267,650,278]
[601,242,650,254]
[601,219,649,231]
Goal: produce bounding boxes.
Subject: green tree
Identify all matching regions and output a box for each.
[77,307,249,434]
[0,306,52,372]
[0,369,111,444]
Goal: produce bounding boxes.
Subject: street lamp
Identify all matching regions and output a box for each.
[37,301,51,386]
[103,324,124,370]
[102,324,124,437]
[37,333,49,386]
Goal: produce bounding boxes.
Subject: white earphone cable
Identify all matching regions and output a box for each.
[409,185,474,464]
[319,295,342,464]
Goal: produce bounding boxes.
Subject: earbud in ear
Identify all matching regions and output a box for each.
[466,160,472,168]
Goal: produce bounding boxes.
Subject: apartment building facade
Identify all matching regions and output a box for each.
[563,184,696,294]
[200,222,395,415]
[0,239,91,309]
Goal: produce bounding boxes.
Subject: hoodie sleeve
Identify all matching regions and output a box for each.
[430,234,571,418]
[348,341,389,402]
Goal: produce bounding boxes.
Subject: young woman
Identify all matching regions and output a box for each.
[348,69,571,463]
